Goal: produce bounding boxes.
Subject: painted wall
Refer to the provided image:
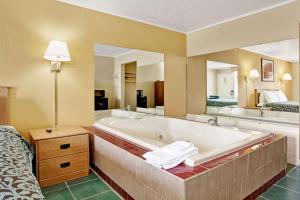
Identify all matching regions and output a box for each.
[187,1,300,56]
[187,49,292,113]
[207,69,217,97]
[187,49,238,114]
[238,49,292,107]
[292,62,299,101]
[94,56,115,109]
[0,0,186,138]
[114,50,164,108]
[137,62,164,108]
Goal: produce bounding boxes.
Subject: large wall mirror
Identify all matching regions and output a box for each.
[94,44,164,115]
[205,38,299,124]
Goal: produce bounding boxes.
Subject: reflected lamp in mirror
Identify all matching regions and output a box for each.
[249,69,260,79]
[282,73,292,81]
[43,40,71,72]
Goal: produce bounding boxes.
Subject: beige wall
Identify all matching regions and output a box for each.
[94,56,115,109]
[187,49,238,114]
[137,62,164,108]
[238,49,292,107]
[207,69,217,96]
[0,0,186,138]
[187,49,292,113]
[292,62,299,101]
[187,1,300,56]
[114,50,164,108]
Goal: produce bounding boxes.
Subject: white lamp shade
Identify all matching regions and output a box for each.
[249,69,260,79]
[282,73,292,81]
[44,40,71,62]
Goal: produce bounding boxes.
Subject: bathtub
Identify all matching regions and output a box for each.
[95,109,152,122]
[187,113,299,165]
[94,115,272,167]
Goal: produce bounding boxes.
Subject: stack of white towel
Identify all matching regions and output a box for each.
[143,141,198,169]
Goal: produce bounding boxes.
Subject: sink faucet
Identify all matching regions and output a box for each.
[259,106,265,117]
[208,115,218,126]
[125,105,131,111]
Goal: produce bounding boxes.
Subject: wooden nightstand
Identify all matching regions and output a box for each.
[30,126,90,187]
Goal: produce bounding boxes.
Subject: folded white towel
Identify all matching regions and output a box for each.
[143,141,198,169]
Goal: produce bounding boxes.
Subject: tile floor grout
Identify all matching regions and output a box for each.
[81,190,111,200]
[43,168,121,200]
[66,182,77,200]
[273,184,300,194]
[67,178,99,188]
[259,164,300,199]
[259,196,270,200]
[89,168,124,200]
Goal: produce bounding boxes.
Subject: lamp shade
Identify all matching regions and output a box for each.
[44,40,71,62]
[249,69,260,79]
[282,73,292,81]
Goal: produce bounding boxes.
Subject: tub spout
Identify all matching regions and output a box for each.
[208,115,219,126]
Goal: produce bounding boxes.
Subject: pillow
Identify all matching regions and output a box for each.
[275,91,288,102]
[264,91,279,103]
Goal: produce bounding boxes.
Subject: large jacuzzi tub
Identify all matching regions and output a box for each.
[94,114,272,167]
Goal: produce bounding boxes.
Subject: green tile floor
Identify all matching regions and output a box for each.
[259,163,300,200]
[42,164,300,200]
[41,170,121,200]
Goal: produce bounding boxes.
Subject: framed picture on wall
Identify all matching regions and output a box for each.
[261,58,274,82]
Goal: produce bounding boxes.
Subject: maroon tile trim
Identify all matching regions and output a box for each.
[85,127,282,180]
[243,169,286,200]
[91,164,134,200]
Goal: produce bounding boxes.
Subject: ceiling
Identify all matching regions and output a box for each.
[58,0,294,33]
[242,38,299,62]
[207,61,237,70]
[94,44,135,57]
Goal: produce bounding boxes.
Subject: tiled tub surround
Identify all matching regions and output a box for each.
[87,127,287,200]
[187,113,299,165]
[94,116,272,167]
[206,107,299,125]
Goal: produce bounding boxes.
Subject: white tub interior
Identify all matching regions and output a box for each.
[94,111,272,167]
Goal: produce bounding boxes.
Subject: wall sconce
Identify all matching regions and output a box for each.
[44,40,71,126]
[249,69,260,79]
[44,40,71,72]
[245,69,260,107]
[282,73,292,81]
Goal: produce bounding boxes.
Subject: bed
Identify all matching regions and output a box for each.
[254,89,299,113]
[0,87,44,199]
[207,98,237,107]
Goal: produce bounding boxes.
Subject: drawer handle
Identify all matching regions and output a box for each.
[60,162,71,168]
[60,143,70,149]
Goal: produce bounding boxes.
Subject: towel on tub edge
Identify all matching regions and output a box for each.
[143,141,198,170]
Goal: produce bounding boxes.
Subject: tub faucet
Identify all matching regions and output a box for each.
[208,115,218,126]
[259,106,265,117]
[125,105,131,111]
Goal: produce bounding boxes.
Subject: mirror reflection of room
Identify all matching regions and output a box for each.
[94,44,164,115]
[205,38,299,121]
[207,60,238,108]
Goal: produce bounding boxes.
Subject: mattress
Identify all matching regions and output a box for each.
[265,101,299,113]
[207,99,237,107]
[0,126,44,199]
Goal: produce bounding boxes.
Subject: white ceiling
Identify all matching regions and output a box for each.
[242,38,299,62]
[58,0,294,33]
[94,44,135,57]
[207,61,237,70]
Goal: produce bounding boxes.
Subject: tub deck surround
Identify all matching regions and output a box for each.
[86,126,279,179]
[94,115,273,167]
[85,126,287,200]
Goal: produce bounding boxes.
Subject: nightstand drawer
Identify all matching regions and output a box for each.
[38,134,88,160]
[39,152,88,180]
